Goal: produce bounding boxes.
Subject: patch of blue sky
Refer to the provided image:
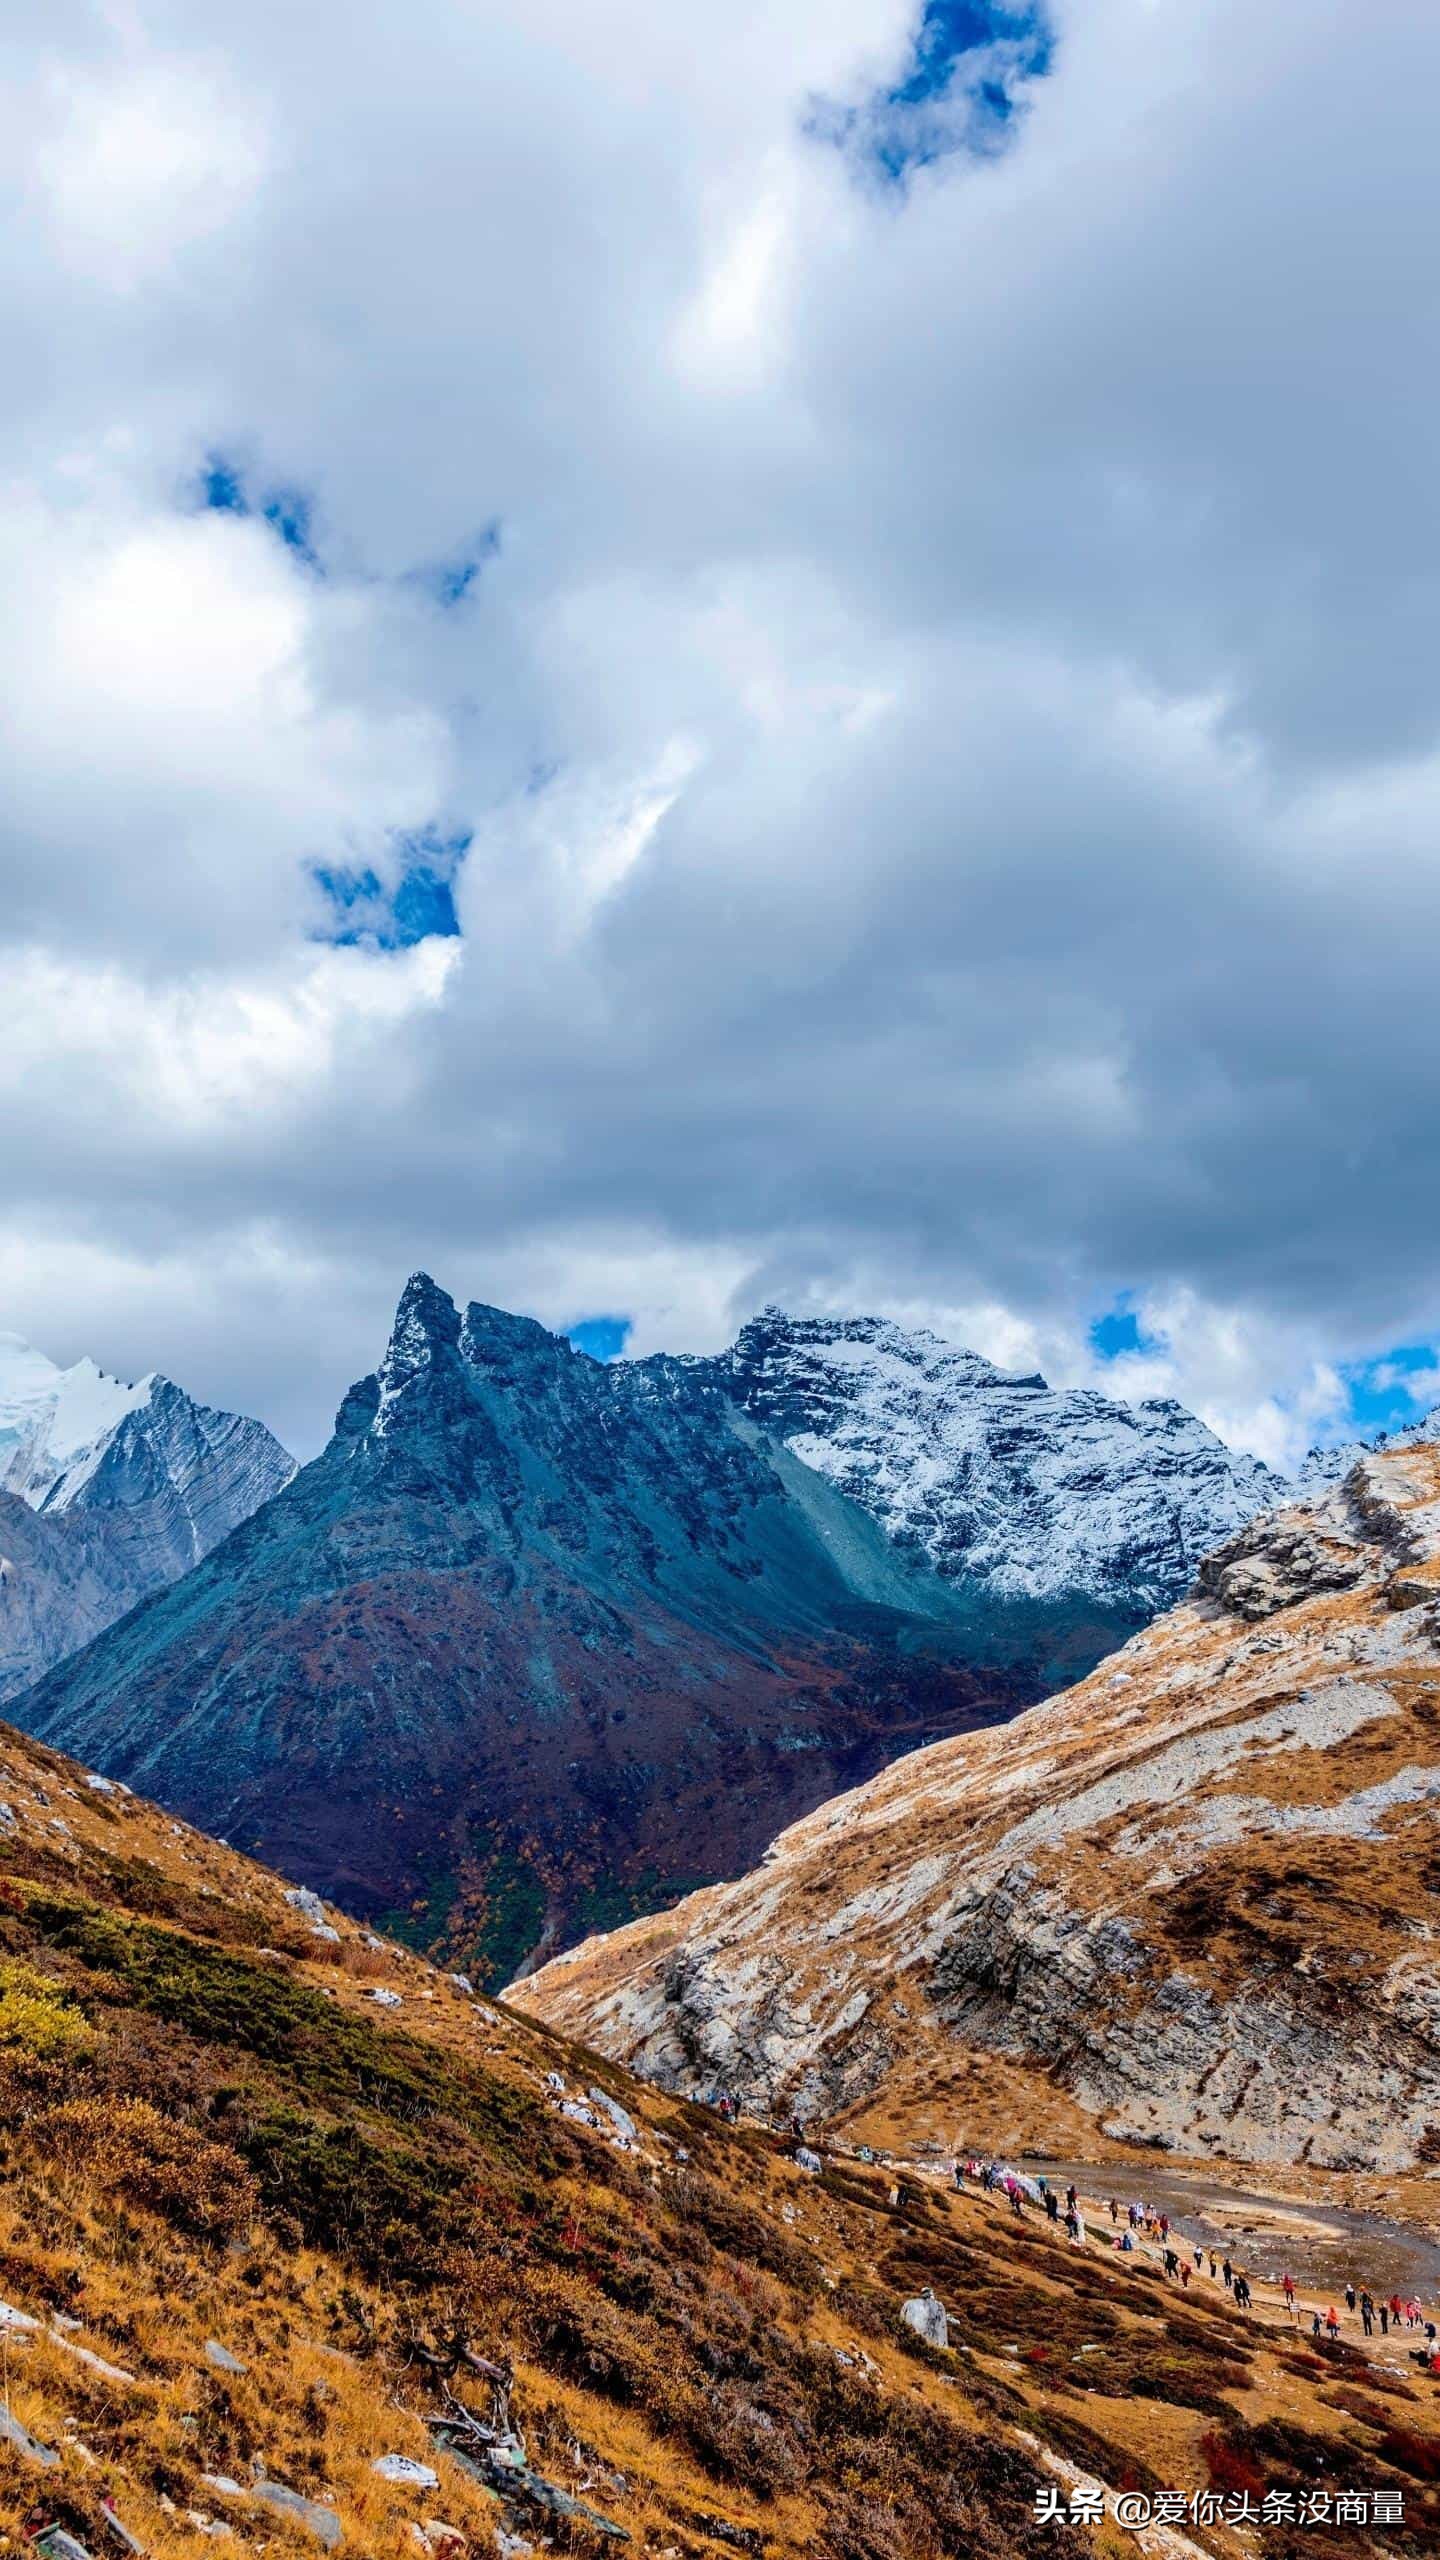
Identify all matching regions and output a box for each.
[197,451,320,568]
[567,1317,632,1363]
[414,521,501,608]
[810,0,1052,185]
[1336,1343,1440,1439]
[1088,1294,1160,1362]
[311,827,471,950]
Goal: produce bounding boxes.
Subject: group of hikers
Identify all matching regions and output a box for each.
[954,2158,1440,2373]
[963,2159,1090,2247]
[752,2101,1440,2383]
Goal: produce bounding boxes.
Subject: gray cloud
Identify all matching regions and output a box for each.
[4,0,1440,1464]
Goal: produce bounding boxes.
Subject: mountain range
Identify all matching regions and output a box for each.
[11,1277,1320,1983]
[0,1334,294,1700]
[519,1440,1440,2177]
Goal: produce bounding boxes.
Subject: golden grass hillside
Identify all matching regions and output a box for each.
[0,1715,1434,2560]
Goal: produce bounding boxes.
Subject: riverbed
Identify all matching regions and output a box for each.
[1017,2156,1440,2304]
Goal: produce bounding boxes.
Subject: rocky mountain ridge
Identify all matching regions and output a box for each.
[713,1309,1285,1628]
[14,1277,1058,1979]
[517,1443,1440,2175]
[0,1336,294,1699]
[11,1280,1399,1983]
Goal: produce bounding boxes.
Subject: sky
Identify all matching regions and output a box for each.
[5,0,1440,1468]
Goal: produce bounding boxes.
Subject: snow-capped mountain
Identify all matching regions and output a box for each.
[720,1310,1284,1622]
[0,1334,152,1508]
[0,1336,293,1699]
[13,1278,1076,1978]
[12,1281,1321,1979]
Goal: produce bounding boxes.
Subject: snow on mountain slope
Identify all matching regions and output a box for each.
[721,1310,1283,1619]
[13,1277,1053,1977]
[0,1335,293,1551]
[0,1336,294,1698]
[0,1335,152,1505]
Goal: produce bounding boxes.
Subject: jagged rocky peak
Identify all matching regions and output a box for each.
[372,1270,464,1418]
[720,1304,1282,1616]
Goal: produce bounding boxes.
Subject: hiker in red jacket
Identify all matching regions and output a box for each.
[1325,2305,1340,2340]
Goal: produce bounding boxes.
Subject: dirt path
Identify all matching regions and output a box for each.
[923,2153,1440,2380]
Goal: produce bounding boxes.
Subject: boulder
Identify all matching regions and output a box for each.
[251,2478,343,2547]
[900,2288,949,2349]
[374,2455,440,2489]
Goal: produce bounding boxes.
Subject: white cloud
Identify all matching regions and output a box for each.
[4,0,1440,1453]
[34,51,267,290]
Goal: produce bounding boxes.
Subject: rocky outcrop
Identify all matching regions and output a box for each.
[517,1448,1440,2172]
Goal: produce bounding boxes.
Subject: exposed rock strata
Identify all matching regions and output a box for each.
[518,1449,1440,2171]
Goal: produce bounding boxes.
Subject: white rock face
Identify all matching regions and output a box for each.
[518,1448,1440,2173]
[0,1336,294,1700]
[724,1312,1282,1617]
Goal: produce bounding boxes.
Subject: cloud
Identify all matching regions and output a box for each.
[4,0,1440,1458]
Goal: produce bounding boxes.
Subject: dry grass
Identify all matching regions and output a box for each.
[0,1713,1435,2558]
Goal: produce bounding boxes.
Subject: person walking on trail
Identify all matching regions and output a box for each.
[1193,2245,1204,2270]
[1282,2272,1296,2315]
[1066,2184,1078,2214]
[1391,2294,1405,2330]
[1047,2189,1060,2223]
[1208,2253,1218,2280]
[1361,2291,1375,2337]
[1381,2302,1391,2335]
[1312,2311,1323,2339]
[1222,2256,1234,2291]
[1325,2306,1340,2340]
[1235,2275,1252,2311]
[1180,2261,1192,2289]
[1109,2197,1119,2225]
[1345,2283,1357,2315]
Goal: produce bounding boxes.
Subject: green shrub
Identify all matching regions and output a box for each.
[0,1956,94,2059]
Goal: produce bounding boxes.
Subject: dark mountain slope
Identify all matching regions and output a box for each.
[16,1278,1069,1979]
